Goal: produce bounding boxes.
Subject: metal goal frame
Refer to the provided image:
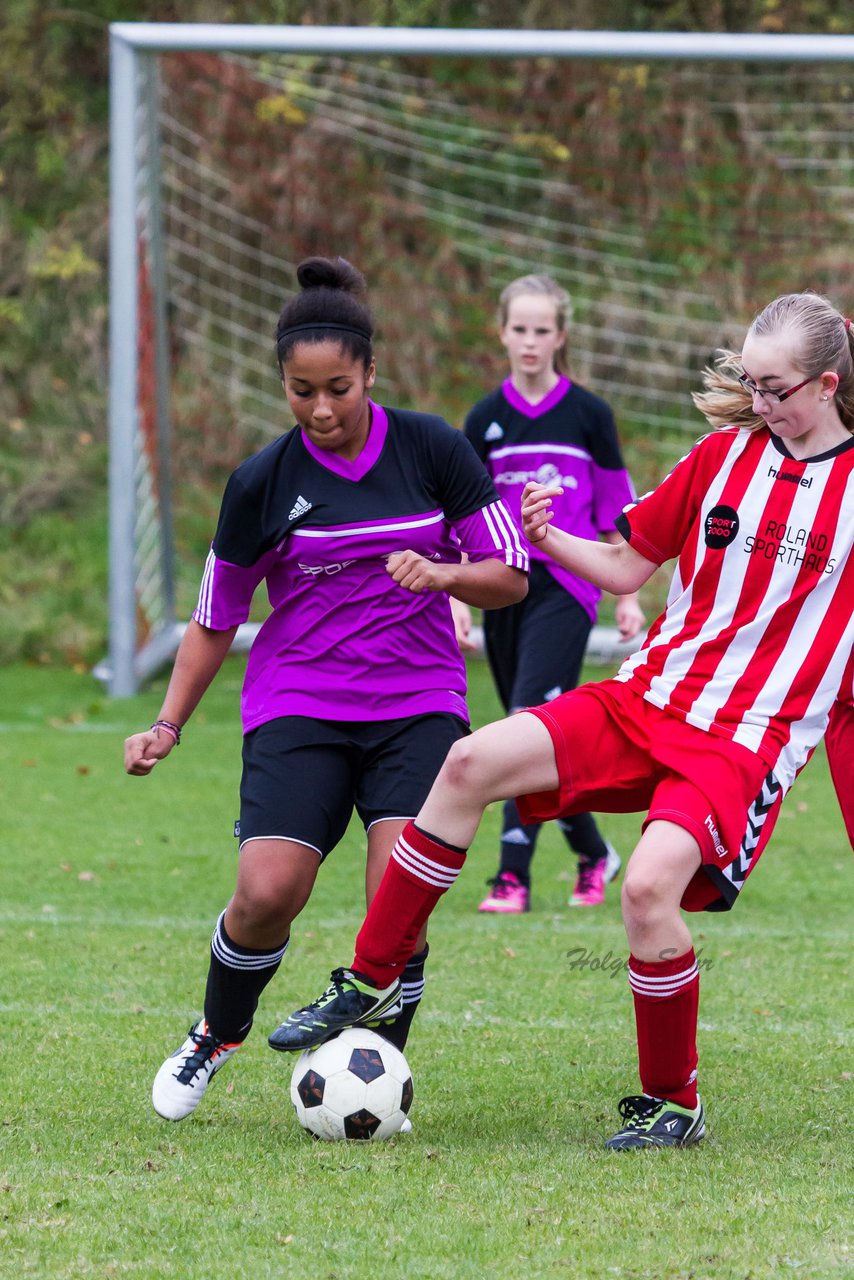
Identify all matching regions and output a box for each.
[106,22,854,695]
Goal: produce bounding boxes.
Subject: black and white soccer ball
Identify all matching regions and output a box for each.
[289,1027,414,1141]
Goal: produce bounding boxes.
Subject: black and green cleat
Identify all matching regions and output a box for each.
[268,967,403,1052]
[605,1094,706,1150]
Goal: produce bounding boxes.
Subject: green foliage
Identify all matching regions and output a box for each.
[0,658,851,1277]
[0,483,108,665]
[1,1,854,665]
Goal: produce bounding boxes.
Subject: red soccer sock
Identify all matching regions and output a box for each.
[353,822,467,987]
[628,948,700,1110]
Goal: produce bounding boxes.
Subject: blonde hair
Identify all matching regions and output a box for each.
[694,292,854,434]
[498,274,571,375]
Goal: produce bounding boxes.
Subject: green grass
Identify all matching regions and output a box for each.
[0,659,851,1279]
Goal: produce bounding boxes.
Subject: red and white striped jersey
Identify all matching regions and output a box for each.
[614,425,854,795]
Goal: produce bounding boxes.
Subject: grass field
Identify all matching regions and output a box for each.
[0,658,851,1280]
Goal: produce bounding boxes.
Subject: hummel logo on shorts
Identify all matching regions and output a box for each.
[485,422,504,441]
[289,495,313,521]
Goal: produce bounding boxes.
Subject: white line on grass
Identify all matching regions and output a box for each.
[0,908,849,944]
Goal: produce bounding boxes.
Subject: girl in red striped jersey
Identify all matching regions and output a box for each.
[275,292,854,1150]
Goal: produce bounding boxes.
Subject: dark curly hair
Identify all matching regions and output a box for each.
[275,257,374,370]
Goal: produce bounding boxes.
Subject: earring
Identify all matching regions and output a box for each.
[821,394,829,401]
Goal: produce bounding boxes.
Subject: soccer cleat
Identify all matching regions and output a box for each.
[151,1019,242,1121]
[477,871,530,914]
[267,968,403,1052]
[569,858,607,906]
[605,1094,706,1150]
[569,842,621,907]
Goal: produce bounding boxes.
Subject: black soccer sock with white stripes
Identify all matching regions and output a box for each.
[375,945,429,1053]
[557,812,608,868]
[203,910,289,1044]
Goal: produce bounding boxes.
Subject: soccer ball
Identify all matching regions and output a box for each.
[290,1028,414,1141]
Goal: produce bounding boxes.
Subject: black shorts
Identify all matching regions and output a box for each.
[483,562,593,712]
[237,713,468,859]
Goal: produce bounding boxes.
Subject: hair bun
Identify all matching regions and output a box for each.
[296,256,366,296]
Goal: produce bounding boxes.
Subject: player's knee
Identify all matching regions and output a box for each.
[439,735,493,800]
[229,881,295,939]
[621,866,669,925]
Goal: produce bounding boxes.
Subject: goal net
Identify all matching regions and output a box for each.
[105,24,854,694]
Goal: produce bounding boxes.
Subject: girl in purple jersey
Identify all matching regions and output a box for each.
[456,275,644,913]
[124,257,528,1122]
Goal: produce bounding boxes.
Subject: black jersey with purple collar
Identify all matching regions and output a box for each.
[194,401,528,732]
[464,376,635,620]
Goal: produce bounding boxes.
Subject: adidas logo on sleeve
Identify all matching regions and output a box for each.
[484,422,504,442]
[288,495,313,521]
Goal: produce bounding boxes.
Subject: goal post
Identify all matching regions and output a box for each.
[104,22,854,696]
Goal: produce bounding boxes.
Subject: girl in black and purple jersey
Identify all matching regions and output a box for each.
[124,257,528,1122]
[456,275,644,913]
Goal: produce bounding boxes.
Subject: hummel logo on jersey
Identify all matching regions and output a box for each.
[289,495,313,521]
[485,422,504,442]
[768,464,812,488]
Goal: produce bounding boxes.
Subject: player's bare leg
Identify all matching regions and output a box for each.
[607,822,706,1150]
[620,821,700,961]
[417,712,560,847]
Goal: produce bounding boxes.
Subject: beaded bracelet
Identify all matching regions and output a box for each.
[151,719,182,746]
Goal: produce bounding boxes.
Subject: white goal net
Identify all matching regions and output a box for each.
[105,24,854,694]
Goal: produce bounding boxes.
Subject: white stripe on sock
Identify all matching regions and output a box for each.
[392,836,461,888]
[211,913,289,971]
[629,960,699,998]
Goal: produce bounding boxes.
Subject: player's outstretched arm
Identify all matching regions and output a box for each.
[601,532,646,640]
[124,619,238,776]
[522,482,656,596]
[385,551,527,609]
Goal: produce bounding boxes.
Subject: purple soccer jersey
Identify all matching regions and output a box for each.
[193,403,528,731]
[464,377,635,621]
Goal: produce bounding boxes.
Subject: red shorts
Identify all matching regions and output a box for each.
[826,701,854,850]
[517,681,784,912]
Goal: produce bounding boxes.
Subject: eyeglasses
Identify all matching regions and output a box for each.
[738,373,815,404]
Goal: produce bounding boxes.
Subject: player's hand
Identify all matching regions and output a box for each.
[450,597,477,652]
[615,595,646,641]
[124,726,176,776]
[386,550,445,594]
[521,482,563,544]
